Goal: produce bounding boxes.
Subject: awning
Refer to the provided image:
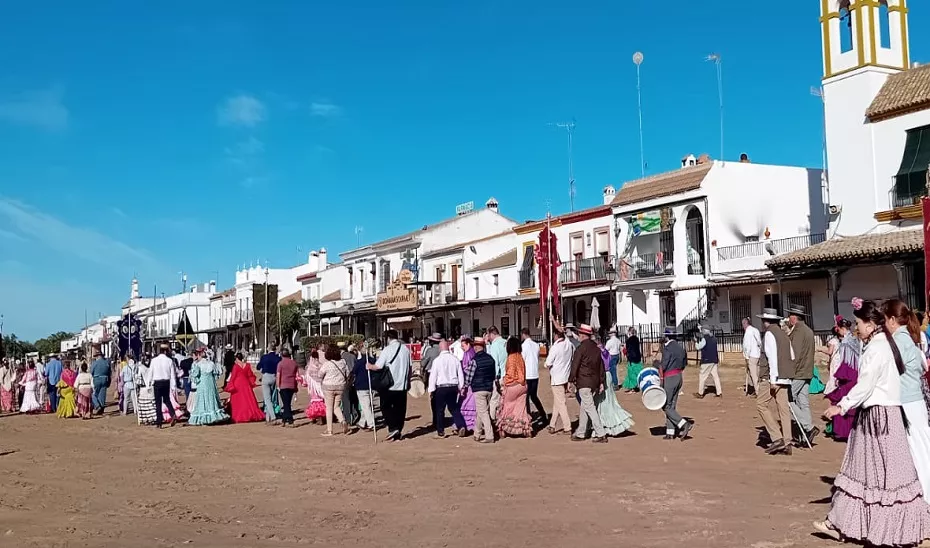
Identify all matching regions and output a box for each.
[896,124,930,178]
[766,229,923,271]
[386,315,416,324]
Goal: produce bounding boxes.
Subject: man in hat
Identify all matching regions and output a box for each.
[694,328,722,398]
[90,350,111,415]
[563,323,581,350]
[605,328,622,389]
[787,304,819,444]
[466,336,497,443]
[756,308,795,455]
[659,328,694,440]
[45,353,63,413]
[568,324,607,443]
[420,333,443,388]
[742,317,762,396]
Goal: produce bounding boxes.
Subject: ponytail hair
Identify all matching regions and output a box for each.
[854,299,906,375]
[882,298,921,345]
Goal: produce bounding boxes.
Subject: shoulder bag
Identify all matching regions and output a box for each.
[369,345,399,392]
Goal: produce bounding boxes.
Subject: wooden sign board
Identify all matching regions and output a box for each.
[377,280,418,312]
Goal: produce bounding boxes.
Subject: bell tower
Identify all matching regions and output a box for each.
[820,0,912,235]
[821,0,909,80]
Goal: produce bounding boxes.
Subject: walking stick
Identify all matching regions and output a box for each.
[789,405,813,449]
[366,368,377,444]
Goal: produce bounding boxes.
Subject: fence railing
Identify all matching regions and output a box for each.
[614,323,835,357]
[519,267,536,290]
[560,256,616,285]
[889,173,929,209]
[716,233,827,261]
[616,252,673,281]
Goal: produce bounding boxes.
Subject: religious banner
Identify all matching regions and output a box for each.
[117,313,143,360]
[922,196,930,306]
[535,225,561,319]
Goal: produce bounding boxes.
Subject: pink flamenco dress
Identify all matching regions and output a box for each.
[459,348,477,430]
[301,358,327,422]
[825,334,861,441]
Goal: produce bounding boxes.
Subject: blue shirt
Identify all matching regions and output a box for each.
[45,359,63,385]
[90,358,110,379]
[353,355,376,390]
[257,352,281,375]
[488,337,507,380]
[894,327,926,404]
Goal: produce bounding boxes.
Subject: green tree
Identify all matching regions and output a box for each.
[279,299,320,346]
[1,333,37,359]
[34,331,74,357]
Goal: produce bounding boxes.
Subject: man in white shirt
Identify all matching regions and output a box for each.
[368,330,411,441]
[742,317,763,396]
[755,309,795,456]
[545,329,574,434]
[486,326,508,420]
[150,344,178,428]
[427,340,466,438]
[521,328,546,421]
[605,329,622,389]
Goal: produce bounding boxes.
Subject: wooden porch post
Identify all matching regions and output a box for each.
[894,262,906,301]
[829,269,840,316]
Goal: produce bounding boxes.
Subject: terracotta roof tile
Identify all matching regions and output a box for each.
[866,64,930,122]
[279,290,303,305]
[321,289,342,303]
[422,229,515,259]
[611,163,713,206]
[766,229,923,269]
[470,248,518,273]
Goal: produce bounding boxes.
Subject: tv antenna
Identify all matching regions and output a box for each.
[706,53,724,161]
[354,226,364,248]
[548,120,577,212]
[633,52,646,178]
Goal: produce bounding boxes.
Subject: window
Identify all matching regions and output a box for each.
[435,266,443,282]
[879,1,891,49]
[473,277,479,299]
[501,317,510,337]
[493,274,499,296]
[744,235,759,243]
[840,8,853,53]
[570,232,583,262]
[472,319,480,336]
[379,261,391,292]
[763,293,782,315]
[893,125,930,208]
[519,243,536,289]
[730,295,751,332]
[594,228,610,257]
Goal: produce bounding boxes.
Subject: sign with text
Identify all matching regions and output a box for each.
[377,280,418,312]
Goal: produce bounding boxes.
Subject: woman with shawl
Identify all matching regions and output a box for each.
[496,336,533,438]
[301,349,327,423]
[188,350,229,426]
[55,363,78,418]
[74,363,94,419]
[226,352,265,423]
[19,361,42,413]
[596,339,635,436]
[823,316,859,441]
[0,360,15,413]
[458,336,477,432]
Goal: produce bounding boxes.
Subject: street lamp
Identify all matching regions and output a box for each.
[604,257,619,332]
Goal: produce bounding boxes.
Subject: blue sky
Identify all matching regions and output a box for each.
[1,1,926,340]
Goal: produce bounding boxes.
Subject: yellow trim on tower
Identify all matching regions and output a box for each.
[854,1,866,66]
[822,0,833,78]
[893,1,910,68]
[869,4,877,65]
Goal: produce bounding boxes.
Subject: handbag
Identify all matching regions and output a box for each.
[369,345,399,392]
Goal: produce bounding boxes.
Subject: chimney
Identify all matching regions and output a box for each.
[209,280,216,294]
[602,185,616,205]
[696,153,712,165]
[681,154,697,168]
[308,251,319,272]
[319,248,328,270]
[739,152,751,163]
[485,197,499,213]
[131,278,139,299]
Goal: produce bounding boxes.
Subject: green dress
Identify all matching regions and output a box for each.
[622,360,644,391]
[809,367,825,395]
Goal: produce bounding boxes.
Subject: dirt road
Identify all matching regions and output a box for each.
[0,367,844,548]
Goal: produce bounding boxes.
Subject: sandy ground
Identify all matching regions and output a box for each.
[0,365,846,548]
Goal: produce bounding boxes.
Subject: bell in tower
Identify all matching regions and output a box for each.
[821,0,909,81]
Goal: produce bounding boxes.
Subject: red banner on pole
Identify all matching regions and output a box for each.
[922,197,930,308]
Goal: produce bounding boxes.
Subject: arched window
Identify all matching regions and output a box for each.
[878,0,891,49]
[840,5,854,53]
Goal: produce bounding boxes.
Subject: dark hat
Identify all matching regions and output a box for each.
[786,304,807,317]
[757,308,784,321]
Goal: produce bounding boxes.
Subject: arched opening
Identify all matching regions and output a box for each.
[684,207,706,275]
[839,5,854,53]
[575,300,587,326]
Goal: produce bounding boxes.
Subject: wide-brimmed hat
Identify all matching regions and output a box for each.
[563,323,577,330]
[786,304,807,317]
[757,308,784,321]
[577,324,594,336]
[473,336,487,347]
[225,344,233,349]
[428,332,442,342]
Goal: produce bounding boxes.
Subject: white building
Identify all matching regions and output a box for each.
[122,277,215,348]
[59,315,121,358]
[609,154,827,335]
[767,0,927,321]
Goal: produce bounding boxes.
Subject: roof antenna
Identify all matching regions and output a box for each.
[548,120,577,212]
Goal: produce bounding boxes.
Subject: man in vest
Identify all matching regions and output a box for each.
[660,328,694,441]
[787,304,819,445]
[756,308,795,456]
[694,328,722,398]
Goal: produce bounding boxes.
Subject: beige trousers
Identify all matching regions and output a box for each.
[745,357,760,392]
[698,363,722,395]
[323,389,345,433]
[757,382,792,443]
[548,384,571,432]
[473,391,494,441]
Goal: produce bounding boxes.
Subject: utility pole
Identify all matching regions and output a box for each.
[549,120,577,212]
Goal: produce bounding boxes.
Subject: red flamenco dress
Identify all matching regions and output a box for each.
[226,364,265,423]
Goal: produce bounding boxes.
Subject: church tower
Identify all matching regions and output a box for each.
[821,0,912,235]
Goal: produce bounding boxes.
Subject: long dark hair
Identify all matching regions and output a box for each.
[854,299,905,375]
[882,299,921,345]
[505,336,522,355]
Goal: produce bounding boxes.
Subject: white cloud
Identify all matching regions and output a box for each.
[310,101,342,118]
[240,175,269,189]
[217,94,266,127]
[0,196,162,271]
[224,136,264,161]
[111,207,127,218]
[0,228,27,242]
[0,86,69,131]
